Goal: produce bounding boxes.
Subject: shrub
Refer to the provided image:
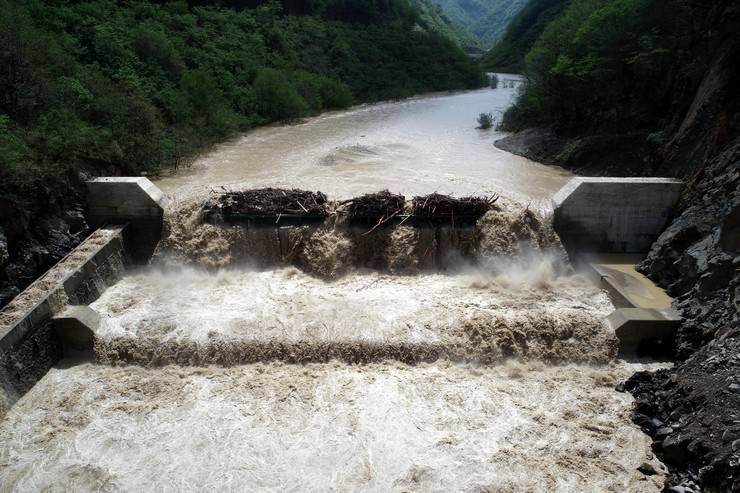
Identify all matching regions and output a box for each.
[319,79,353,109]
[477,112,494,129]
[253,68,308,122]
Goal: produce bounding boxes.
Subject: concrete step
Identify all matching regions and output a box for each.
[51,305,100,352]
[585,254,681,355]
[607,307,682,355]
[585,254,673,309]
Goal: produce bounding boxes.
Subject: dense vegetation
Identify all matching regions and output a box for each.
[499,0,685,132]
[412,0,479,50]
[480,0,569,73]
[429,0,527,48]
[0,0,483,209]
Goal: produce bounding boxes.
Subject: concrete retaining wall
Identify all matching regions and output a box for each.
[0,226,127,416]
[553,177,683,253]
[0,177,170,416]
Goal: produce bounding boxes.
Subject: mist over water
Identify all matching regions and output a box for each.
[0,88,666,491]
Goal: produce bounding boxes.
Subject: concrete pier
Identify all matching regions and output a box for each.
[52,305,100,352]
[552,178,685,355]
[87,177,169,263]
[553,177,683,254]
[0,226,126,415]
[586,254,682,355]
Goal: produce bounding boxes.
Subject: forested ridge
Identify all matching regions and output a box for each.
[480,0,569,73]
[0,0,482,200]
[0,0,483,304]
[429,0,528,48]
[497,0,739,159]
[501,0,686,134]
[412,0,479,51]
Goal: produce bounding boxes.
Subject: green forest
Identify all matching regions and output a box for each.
[0,0,483,209]
[498,0,693,132]
[480,0,569,73]
[429,0,528,48]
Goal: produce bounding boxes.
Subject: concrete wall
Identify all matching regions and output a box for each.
[0,177,169,416]
[0,226,127,416]
[553,177,683,253]
[87,177,169,263]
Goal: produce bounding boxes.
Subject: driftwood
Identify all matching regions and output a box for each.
[203,188,328,222]
[343,190,405,226]
[411,193,498,225]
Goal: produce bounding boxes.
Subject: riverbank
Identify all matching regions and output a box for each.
[495,103,739,493]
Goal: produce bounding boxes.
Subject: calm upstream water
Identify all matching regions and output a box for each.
[156,85,571,203]
[0,86,667,492]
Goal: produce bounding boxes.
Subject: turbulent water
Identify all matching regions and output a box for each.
[0,362,664,492]
[0,87,666,492]
[89,265,617,366]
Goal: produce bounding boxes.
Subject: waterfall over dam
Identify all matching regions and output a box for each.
[0,181,668,491]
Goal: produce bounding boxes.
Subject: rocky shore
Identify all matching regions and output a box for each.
[0,179,90,308]
[497,126,739,493]
[626,140,739,492]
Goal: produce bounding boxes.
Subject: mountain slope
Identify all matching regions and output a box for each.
[480,0,570,72]
[412,0,480,50]
[430,0,528,47]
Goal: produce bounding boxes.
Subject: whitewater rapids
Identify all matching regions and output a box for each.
[0,361,665,492]
[89,265,617,366]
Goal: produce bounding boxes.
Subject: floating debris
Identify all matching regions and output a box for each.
[411,193,498,225]
[342,190,405,228]
[203,188,329,224]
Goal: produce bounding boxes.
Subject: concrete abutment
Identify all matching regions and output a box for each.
[552,177,685,355]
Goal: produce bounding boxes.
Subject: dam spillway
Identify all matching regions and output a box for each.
[0,178,672,491]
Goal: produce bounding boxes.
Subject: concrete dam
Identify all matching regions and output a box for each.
[0,173,683,491]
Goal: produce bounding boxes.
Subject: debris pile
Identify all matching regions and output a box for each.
[203,188,328,223]
[411,193,498,225]
[343,190,405,226]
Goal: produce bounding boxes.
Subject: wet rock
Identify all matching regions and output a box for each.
[668,486,695,493]
[628,137,740,491]
[656,427,674,438]
[637,462,657,476]
[0,228,8,267]
[0,191,89,308]
[663,434,692,464]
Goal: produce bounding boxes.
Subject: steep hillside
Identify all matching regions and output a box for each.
[412,0,480,51]
[430,0,528,47]
[480,0,570,72]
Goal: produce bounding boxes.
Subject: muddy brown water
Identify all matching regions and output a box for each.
[155,87,571,203]
[0,87,667,492]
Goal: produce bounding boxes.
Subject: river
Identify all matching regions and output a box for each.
[0,87,666,492]
[156,86,571,204]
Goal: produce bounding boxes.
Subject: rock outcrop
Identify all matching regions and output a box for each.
[626,140,739,492]
[0,187,89,308]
